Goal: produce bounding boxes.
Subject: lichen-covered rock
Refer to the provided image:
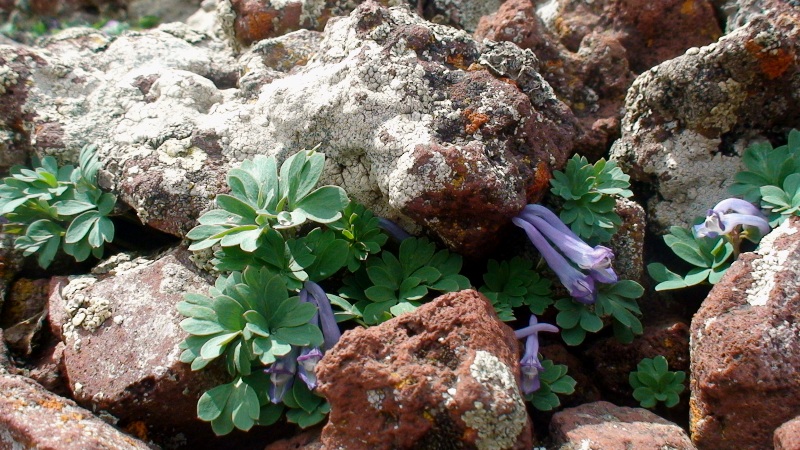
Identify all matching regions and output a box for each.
[49,247,228,443]
[474,0,720,157]
[0,374,153,450]
[550,401,696,450]
[690,216,800,449]
[610,8,800,232]
[0,45,40,172]
[6,3,575,256]
[0,329,12,374]
[775,416,800,450]
[316,289,533,449]
[609,197,646,284]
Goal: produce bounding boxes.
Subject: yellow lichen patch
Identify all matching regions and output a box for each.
[527,161,552,201]
[422,410,436,422]
[461,427,478,442]
[745,40,795,79]
[37,398,65,411]
[394,376,418,390]
[464,109,489,134]
[60,412,85,422]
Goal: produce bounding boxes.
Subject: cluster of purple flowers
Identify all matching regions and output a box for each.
[512,204,617,304]
[265,281,341,403]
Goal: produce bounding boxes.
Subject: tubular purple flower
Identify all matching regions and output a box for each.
[377,217,412,241]
[693,198,770,239]
[519,205,617,281]
[265,348,298,403]
[297,347,324,390]
[515,315,559,395]
[304,281,341,350]
[512,216,597,304]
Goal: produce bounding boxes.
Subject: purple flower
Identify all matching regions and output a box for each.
[304,281,341,350]
[693,198,770,239]
[515,315,559,395]
[293,281,342,391]
[519,205,618,284]
[297,347,324,390]
[265,347,298,403]
[377,217,412,241]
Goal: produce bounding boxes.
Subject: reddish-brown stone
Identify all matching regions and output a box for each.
[550,401,696,449]
[0,374,153,449]
[691,217,800,449]
[263,426,323,450]
[316,290,533,449]
[51,248,229,443]
[775,416,800,450]
[586,317,690,401]
[1,278,50,356]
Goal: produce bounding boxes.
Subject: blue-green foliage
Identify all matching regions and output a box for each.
[479,257,553,321]
[550,155,633,244]
[0,145,116,268]
[526,358,577,411]
[647,225,734,291]
[629,355,685,408]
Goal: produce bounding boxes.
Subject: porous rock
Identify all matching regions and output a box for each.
[0,374,153,450]
[1,277,50,356]
[49,247,228,442]
[609,197,646,284]
[610,8,800,232]
[690,216,800,449]
[0,329,12,374]
[474,0,720,157]
[585,317,689,401]
[550,401,696,450]
[8,2,576,256]
[316,289,533,450]
[775,416,800,450]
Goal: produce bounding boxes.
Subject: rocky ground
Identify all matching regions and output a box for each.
[0,0,798,449]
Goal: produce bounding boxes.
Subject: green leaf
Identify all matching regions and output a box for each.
[216,194,258,220]
[198,383,235,421]
[272,323,323,347]
[295,186,348,224]
[200,332,241,360]
[181,318,226,336]
[65,211,100,243]
[53,200,95,216]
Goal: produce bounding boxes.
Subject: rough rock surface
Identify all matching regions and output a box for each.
[0,374,153,449]
[49,247,228,442]
[550,401,696,450]
[0,329,12,373]
[585,317,690,401]
[610,6,800,232]
[609,198,646,284]
[775,416,800,450]
[1,277,50,356]
[3,2,576,256]
[474,0,720,156]
[690,216,800,449]
[316,289,532,449]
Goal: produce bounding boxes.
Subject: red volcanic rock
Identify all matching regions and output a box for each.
[1,278,50,356]
[691,217,800,449]
[550,401,695,449]
[585,317,690,400]
[316,290,533,449]
[775,416,800,450]
[50,247,229,443]
[0,374,152,449]
[475,0,720,157]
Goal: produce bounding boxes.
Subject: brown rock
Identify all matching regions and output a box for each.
[585,317,690,400]
[475,0,721,157]
[0,328,12,373]
[1,277,50,356]
[690,216,800,449]
[550,401,696,449]
[263,426,323,450]
[26,340,69,396]
[316,289,533,449]
[0,374,153,449]
[51,248,228,442]
[610,197,646,284]
[775,416,800,450]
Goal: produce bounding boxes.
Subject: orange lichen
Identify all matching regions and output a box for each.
[446,53,469,70]
[124,421,149,441]
[527,161,552,200]
[680,0,696,15]
[461,427,478,442]
[37,398,65,410]
[464,109,489,134]
[745,40,795,79]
